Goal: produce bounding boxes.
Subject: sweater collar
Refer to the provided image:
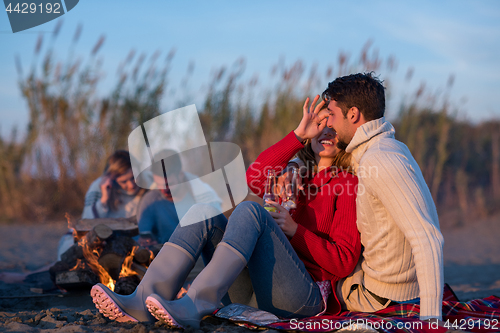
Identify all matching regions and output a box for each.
[346,117,395,163]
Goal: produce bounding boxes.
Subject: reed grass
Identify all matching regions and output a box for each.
[1,28,498,225]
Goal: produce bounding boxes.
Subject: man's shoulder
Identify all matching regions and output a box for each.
[360,137,411,166]
[357,137,423,185]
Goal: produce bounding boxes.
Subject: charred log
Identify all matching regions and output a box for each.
[133,247,152,265]
[131,262,147,277]
[51,217,151,291]
[49,261,71,283]
[85,224,113,248]
[55,270,100,290]
[60,244,84,267]
[97,253,123,281]
[150,243,164,257]
[114,275,141,295]
[75,217,138,238]
[97,235,136,280]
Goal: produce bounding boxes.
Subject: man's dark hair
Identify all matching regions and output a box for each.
[321,72,385,121]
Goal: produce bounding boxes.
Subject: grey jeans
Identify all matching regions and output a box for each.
[168,201,323,319]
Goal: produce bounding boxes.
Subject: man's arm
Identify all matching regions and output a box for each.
[364,151,444,320]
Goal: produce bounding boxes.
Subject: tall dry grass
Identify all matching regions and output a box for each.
[1,24,170,221]
[394,80,500,225]
[0,28,498,225]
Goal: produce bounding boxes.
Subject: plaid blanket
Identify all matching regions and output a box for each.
[214,284,500,332]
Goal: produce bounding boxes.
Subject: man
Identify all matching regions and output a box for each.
[291,72,443,321]
[320,72,444,321]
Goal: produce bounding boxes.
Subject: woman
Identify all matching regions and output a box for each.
[82,150,147,219]
[58,150,148,260]
[90,96,361,328]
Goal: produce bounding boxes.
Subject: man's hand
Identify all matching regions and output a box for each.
[266,200,298,238]
[294,95,327,142]
[100,176,113,205]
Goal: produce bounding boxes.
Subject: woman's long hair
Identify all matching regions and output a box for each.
[296,140,353,179]
[104,150,147,211]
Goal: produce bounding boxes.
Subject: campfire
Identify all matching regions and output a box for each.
[49,215,160,295]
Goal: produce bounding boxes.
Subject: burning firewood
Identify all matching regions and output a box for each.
[97,235,136,280]
[60,243,84,266]
[52,216,154,293]
[150,243,164,257]
[57,224,112,269]
[85,224,113,248]
[133,247,152,265]
[114,275,141,295]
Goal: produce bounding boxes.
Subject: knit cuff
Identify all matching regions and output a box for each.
[419,296,443,321]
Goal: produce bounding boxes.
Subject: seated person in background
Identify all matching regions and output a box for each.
[58,150,149,259]
[82,150,148,219]
[137,150,222,246]
[2,150,151,282]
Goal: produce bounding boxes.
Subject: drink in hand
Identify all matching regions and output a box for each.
[263,169,278,213]
[282,167,298,215]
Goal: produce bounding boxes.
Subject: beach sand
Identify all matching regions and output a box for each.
[0,215,499,332]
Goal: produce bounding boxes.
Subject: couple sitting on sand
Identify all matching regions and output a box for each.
[90,72,444,329]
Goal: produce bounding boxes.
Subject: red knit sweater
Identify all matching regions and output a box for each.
[246,131,361,307]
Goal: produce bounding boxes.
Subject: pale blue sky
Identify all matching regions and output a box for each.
[1,0,499,137]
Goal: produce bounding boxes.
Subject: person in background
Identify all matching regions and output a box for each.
[57,150,148,260]
[2,150,150,283]
[82,150,147,219]
[136,150,222,246]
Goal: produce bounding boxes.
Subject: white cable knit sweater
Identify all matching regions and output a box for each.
[347,117,444,320]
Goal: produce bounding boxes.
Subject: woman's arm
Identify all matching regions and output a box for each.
[290,174,361,280]
[247,95,328,197]
[82,177,109,219]
[246,131,304,198]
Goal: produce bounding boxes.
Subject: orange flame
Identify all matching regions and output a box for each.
[69,258,86,271]
[79,237,115,291]
[66,226,153,292]
[119,246,139,279]
[64,213,81,242]
[64,212,75,229]
[176,284,190,299]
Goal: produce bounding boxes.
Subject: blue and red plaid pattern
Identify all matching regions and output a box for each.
[215,284,500,332]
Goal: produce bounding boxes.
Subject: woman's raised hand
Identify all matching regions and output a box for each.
[293,95,327,142]
[100,175,113,205]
